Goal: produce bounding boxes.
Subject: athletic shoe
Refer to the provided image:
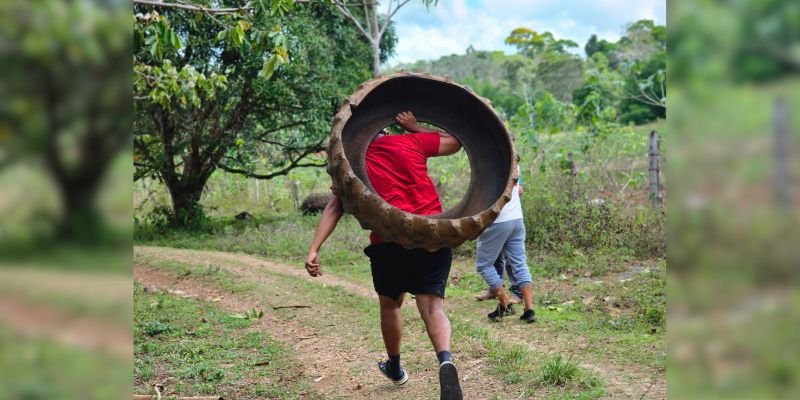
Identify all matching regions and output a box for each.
[520,309,537,323]
[439,361,463,400]
[474,289,495,301]
[378,357,408,385]
[487,303,514,321]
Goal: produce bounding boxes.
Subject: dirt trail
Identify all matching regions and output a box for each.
[134,248,511,400]
[134,246,665,399]
[0,269,132,360]
[135,246,375,299]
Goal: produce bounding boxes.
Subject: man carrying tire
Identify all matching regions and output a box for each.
[305,111,464,400]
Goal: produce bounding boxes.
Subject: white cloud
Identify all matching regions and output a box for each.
[388,0,665,65]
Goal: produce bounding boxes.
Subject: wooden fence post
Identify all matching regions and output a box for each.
[648,131,662,208]
[253,178,259,203]
[774,96,791,209]
[566,151,577,200]
[291,180,300,210]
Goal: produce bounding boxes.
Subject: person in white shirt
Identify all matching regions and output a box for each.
[474,164,536,323]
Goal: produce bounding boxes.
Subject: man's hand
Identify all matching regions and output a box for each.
[395,111,423,132]
[305,251,322,277]
[396,111,461,155]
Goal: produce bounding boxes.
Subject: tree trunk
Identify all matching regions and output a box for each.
[371,39,381,76]
[166,180,207,227]
[55,176,104,241]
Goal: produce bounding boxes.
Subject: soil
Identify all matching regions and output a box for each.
[134,246,666,399]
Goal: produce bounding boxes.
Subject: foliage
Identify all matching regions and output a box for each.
[133,1,382,226]
[0,0,131,241]
[504,27,579,58]
[669,0,800,84]
[619,50,666,124]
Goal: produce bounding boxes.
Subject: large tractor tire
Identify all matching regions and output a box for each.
[327,72,517,251]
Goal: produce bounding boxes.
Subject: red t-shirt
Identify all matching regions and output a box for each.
[365,132,442,243]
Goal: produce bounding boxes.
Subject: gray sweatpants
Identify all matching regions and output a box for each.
[475,218,532,290]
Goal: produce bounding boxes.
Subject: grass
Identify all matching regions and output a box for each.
[0,327,130,399]
[133,283,319,399]
[136,254,612,398]
[136,213,667,372]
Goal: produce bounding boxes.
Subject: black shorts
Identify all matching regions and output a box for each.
[364,242,453,300]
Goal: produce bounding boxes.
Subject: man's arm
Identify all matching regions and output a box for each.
[305,195,344,277]
[395,111,461,156]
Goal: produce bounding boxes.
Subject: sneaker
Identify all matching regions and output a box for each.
[439,361,463,400]
[487,303,514,321]
[520,309,537,323]
[474,289,495,301]
[378,357,408,385]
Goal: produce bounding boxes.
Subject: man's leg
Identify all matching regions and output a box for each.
[505,261,523,301]
[377,294,408,383]
[415,294,462,400]
[415,294,450,352]
[502,219,537,323]
[476,222,515,317]
[475,253,504,301]
[379,294,405,355]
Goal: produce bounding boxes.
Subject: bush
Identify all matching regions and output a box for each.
[523,178,665,259]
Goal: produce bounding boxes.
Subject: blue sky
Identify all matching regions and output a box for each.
[388,0,666,65]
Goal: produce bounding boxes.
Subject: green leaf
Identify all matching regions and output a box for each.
[261,54,279,79]
[170,31,181,49]
[276,47,289,63]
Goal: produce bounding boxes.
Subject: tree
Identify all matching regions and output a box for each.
[616,19,664,68]
[505,28,578,59]
[134,1,381,225]
[620,50,666,124]
[584,34,618,64]
[0,0,131,241]
[332,0,438,76]
[503,28,583,102]
[572,52,624,122]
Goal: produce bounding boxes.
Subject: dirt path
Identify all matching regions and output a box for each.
[0,269,132,360]
[134,247,511,399]
[0,295,132,360]
[134,246,665,399]
[135,246,375,299]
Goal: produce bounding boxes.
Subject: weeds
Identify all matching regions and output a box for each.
[538,354,580,386]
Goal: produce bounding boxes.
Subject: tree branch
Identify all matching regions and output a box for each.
[217,139,325,179]
[218,158,326,179]
[380,0,410,36]
[252,120,310,140]
[331,1,372,40]
[133,0,254,15]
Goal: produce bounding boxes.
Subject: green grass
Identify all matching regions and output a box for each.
[0,327,131,399]
[137,212,667,373]
[133,283,318,399]
[137,254,611,398]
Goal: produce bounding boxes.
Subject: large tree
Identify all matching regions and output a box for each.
[504,28,584,102]
[332,0,437,76]
[0,0,131,241]
[133,1,382,225]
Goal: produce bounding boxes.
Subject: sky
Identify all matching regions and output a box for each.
[388,0,666,65]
